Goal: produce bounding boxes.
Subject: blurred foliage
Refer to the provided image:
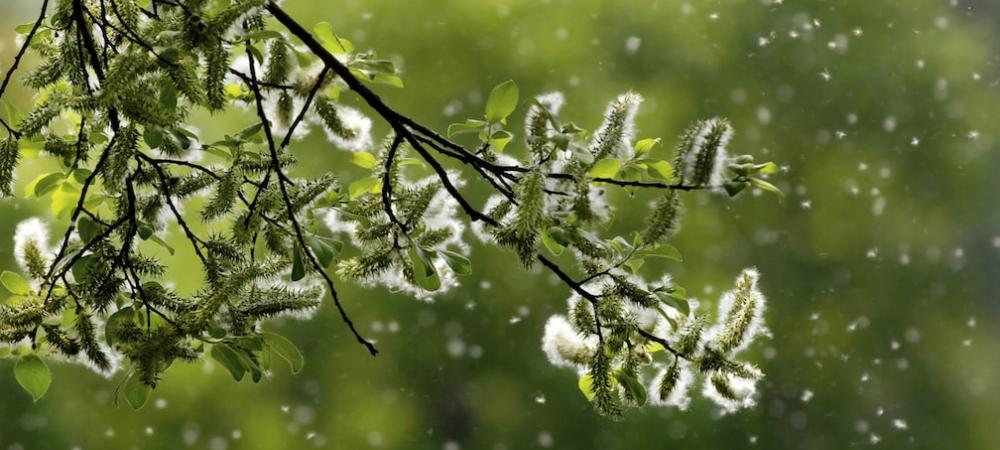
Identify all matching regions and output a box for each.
[1,0,999,449]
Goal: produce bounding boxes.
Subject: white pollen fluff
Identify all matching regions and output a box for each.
[702,370,758,413]
[324,170,467,300]
[541,315,595,368]
[649,360,696,410]
[525,91,566,139]
[591,92,642,160]
[13,217,52,275]
[315,104,373,152]
[682,118,733,188]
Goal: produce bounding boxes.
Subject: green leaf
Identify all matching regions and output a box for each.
[750,177,784,200]
[408,246,441,291]
[657,292,690,316]
[262,332,304,373]
[248,30,283,42]
[348,176,381,200]
[235,123,264,142]
[724,181,750,197]
[15,22,37,35]
[489,130,513,153]
[313,22,353,56]
[137,223,154,240]
[370,73,404,88]
[291,245,306,281]
[578,374,596,401]
[439,249,471,276]
[148,235,175,255]
[623,257,644,275]
[646,342,665,353]
[28,172,63,197]
[15,354,51,402]
[588,158,621,179]
[105,307,135,346]
[124,373,151,410]
[447,119,487,138]
[646,160,674,182]
[1,271,31,295]
[485,80,519,123]
[540,228,565,256]
[70,254,95,282]
[306,235,336,268]
[757,161,779,175]
[77,216,100,244]
[646,244,682,262]
[615,370,648,407]
[211,344,247,382]
[71,169,92,184]
[634,137,661,156]
[351,151,378,169]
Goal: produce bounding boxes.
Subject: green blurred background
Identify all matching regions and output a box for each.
[2,0,999,448]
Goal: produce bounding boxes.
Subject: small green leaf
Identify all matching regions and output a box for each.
[578,374,596,401]
[646,160,674,182]
[1,271,31,295]
[137,223,154,240]
[634,138,661,156]
[351,151,378,169]
[370,73,404,88]
[447,119,487,138]
[313,22,353,56]
[540,228,565,256]
[211,344,247,382]
[646,342,665,353]
[489,130,513,153]
[658,292,690,316]
[348,176,381,200]
[588,158,621,179]
[105,307,135,346]
[148,235,175,255]
[70,254,95,282]
[485,80,519,123]
[757,162,779,175]
[262,332,304,373]
[77,216,100,244]
[71,169,92,184]
[15,22,37,35]
[28,172,63,197]
[439,249,471,276]
[724,181,750,197]
[615,370,648,407]
[623,257,644,274]
[306,236,336,268]
[408,246,441,291]
[750,177,784,200]
[291,245,306,281]
[124,373,151,410]
[15,354,51,402]
[646,244,682,262]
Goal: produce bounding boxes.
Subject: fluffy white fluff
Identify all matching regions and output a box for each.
[591,92,642,159]
[681,118,732,188]
[702,370,758,414]
[541,315,596,368]
[648,361,696,410]
[706,267,769,354]
[324,171,467,300]
[315,104,373,152]
[13,217,51,274]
